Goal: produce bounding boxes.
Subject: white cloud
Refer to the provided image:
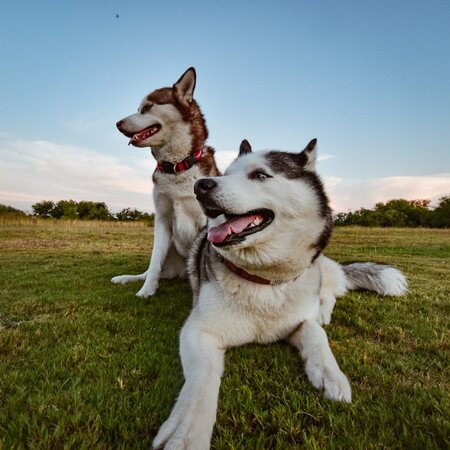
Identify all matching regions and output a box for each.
[318,154,334,162]
[325,175,450,212]
[215,150,238,172]
[0,137,155,213]
[1,136,449,214]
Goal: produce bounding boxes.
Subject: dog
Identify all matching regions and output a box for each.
[152,139,408,449]
[111,68,220,297]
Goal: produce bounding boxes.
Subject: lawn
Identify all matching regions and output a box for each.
[0,218,449,449]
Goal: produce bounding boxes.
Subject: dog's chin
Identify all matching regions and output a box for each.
[206,208,275,248]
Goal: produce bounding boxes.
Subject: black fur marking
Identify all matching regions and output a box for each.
[239,139,252,156]
[305,138,317,153]
[266,151,305,178]
[265,151,333,260]
[195,232,212,285]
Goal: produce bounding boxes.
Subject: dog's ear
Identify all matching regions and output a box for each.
[298,138,317,171]
[173,67,196,106]
[239,139,252,156]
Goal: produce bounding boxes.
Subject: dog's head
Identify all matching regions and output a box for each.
[194,139,333,274]
[116,68,207,155]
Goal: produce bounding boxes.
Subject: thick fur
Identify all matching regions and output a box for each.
[343,262,408,296]
[111,68,220,297]
[153,140,408,449]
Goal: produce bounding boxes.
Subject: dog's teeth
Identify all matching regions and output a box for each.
[253,217,263,226]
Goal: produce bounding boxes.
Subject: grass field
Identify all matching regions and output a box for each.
[0,218,449,449]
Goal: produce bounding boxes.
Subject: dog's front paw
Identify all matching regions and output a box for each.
[321,368,352,403]
[111,275,132,284]
[153,416,210,450]
[317,309,332,326]
[317,294,336,326]
[136,283,157,298]
[307,362,352,403]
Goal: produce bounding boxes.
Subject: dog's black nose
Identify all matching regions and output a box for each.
[194,178,217,197]
[116,120,124,130]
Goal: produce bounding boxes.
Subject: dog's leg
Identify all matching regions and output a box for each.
[111,215,171,296]
[317,256,348,325]
[160,244,187,279]
[289,319,351,402]
[111,271,148,285]
[317,289,336,326]
[153,316,225,450]
[135,215,172,298]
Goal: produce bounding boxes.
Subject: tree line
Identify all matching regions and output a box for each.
[334,197,450,228]
[0,201,154,224]
[1,196,448,227]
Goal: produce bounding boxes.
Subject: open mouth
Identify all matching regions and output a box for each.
[207,209,274,246]
[128,124,161,146]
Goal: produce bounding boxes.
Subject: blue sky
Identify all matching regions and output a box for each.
[1,0,449,212]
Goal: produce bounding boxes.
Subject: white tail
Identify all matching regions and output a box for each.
[343,262,408,296]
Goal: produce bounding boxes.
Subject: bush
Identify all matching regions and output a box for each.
[0,204,28,217]
[429,196,450,228]
[32,201,55,218]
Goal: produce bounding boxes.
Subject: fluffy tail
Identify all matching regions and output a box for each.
[342,262,408,296]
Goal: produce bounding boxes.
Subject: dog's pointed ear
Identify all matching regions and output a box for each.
[298,138,317,171]
[239,139,252,156]
[173,67,196,106]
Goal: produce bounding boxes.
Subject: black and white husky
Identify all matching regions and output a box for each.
[111,68,220,297]
[152,139,407,449]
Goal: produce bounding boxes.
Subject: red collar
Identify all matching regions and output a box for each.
[216,252,286,286]
[157,147,205,174]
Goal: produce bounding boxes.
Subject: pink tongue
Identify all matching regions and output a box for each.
[207,215,259,243]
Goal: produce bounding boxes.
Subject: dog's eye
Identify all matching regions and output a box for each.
[140,104,153,114]
[249,169,272,181]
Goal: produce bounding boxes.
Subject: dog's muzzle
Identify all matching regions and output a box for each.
[194,178,217,198]
[194,179,223,218]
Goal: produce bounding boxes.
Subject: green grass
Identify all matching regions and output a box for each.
[0,219,449,449]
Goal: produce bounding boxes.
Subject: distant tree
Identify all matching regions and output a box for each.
[334,197,450,228]
[53,200,78,219]
[409,199,431,209]
[78,201,112,220]
[380,209,408,227]
[374,199,430,227]
[333,212,349,226]
[92,202,112,220]
[32,201,55,218]
[430,196,450,228]
[115,208,155,225]
[77,201,93,219]
[349,208,380,226]
[115,207,144,221]
[141,212,155,226]
[0,204,27,217]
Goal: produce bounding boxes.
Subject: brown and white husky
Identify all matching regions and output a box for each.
[112,68,220,297]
